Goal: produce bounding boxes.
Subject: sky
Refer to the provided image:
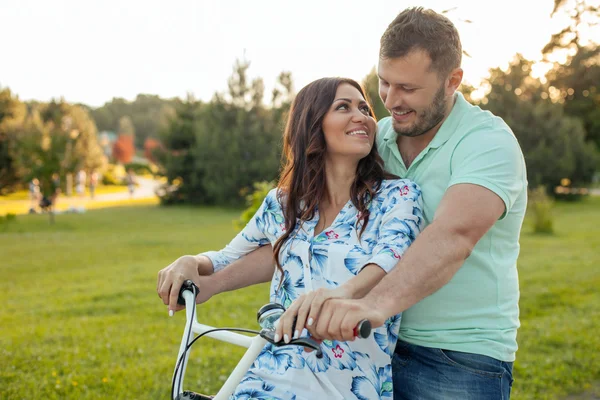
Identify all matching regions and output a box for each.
[0,0,575,107]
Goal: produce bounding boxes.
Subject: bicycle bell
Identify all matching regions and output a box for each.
[257,303,286,330]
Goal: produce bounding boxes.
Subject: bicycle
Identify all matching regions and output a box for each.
[170,280,372,400]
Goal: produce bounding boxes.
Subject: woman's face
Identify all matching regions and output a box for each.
[321,83,377,161]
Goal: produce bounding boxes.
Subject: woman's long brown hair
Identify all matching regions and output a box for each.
[272,77,392,278]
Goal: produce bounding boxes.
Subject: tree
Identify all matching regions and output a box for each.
[12,111,66,197]
[1,96,104,194]
[158,59,290,206]
[478,55,599,189]
[0,87,27,194]
[362,67,389,121]
[118,115,135,137]
[144,137,162,164]
[39,101,104,175]
[542,0,599,56]
[157,95,205,203]
[112,135,135,164]
[89,95,177,149]
[543,0,600,149]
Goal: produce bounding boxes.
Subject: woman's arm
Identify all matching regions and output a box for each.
[157,191,277,313]
[343,264,387,299]
[203,244,274,297]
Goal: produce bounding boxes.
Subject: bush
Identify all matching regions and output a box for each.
[124,162,153,176]
[235,181,276,229]
[554,187,590,201]
[102,164,126,186]
[528,186,554,234]
[155,181,185,205]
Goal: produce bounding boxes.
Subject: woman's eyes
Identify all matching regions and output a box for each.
[336,103,372,114]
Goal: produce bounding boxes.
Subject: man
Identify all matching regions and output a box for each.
[158,7,527,399]
[306,8,527,399]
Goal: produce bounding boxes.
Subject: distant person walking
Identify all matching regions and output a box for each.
[28,178,40,213]
[76,170,86,197]
[39,173,61,223]
[125,168,136,198]
[89,170,99,199]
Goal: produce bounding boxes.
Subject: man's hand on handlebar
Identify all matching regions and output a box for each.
[311,298,384,342]
[275,286,353,344]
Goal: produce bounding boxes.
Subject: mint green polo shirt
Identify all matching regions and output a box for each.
[377,92,527,362]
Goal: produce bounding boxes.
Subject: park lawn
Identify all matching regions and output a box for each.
[0,198,598,399]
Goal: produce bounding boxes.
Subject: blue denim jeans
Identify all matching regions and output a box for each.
[392,340,514,400]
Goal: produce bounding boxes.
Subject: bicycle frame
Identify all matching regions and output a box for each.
[172,289,268,400]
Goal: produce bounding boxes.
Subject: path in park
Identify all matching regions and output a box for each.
[87,177,161,201]
[0,177,162,215]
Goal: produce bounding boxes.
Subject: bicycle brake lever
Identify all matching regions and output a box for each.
[288,337,323,358]
[259,329,323,359]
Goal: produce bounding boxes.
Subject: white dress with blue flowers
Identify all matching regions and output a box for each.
[203,179,423,400]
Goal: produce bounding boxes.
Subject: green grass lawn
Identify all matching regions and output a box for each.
[0,198,598,399]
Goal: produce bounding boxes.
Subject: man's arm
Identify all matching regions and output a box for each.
[312,183,505,340]
[367,183,504,315]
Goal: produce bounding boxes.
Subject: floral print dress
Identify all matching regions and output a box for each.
[203,179,424,400]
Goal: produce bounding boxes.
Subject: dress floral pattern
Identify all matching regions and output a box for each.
[203,179,423,400]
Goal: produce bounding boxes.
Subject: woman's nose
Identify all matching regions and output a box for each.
[351,108,368,122]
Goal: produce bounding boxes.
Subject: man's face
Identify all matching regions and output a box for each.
[378,49,449,137]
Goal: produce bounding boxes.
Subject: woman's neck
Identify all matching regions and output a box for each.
[322,156,358,207]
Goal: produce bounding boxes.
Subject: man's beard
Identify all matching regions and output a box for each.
[393,85,448,138]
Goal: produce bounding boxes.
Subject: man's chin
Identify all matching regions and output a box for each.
[393,124,419,138]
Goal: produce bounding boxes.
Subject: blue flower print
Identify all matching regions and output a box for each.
[255,343,304,375]
[374,314,401,356]
[351,353,393,399]
[202,181,423,399]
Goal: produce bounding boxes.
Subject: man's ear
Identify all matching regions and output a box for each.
[446,67,463,95]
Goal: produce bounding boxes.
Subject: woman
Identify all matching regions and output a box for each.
[157,77,423,399]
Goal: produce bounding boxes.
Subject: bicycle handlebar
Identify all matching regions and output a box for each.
[177,280,198,306]
[177,279,372,340]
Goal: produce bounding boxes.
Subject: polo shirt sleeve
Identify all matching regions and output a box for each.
[448,126,526,219]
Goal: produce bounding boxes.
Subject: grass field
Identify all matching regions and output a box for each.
[0,197,598,399]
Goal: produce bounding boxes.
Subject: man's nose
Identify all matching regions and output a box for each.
[384,86,402,111]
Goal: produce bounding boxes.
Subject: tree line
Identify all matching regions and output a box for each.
[1,0,598,203]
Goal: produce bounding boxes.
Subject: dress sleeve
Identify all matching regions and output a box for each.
[200,189,278,272]
[361,181,424,273]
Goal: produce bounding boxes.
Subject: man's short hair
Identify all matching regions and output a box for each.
[380,7,462,76]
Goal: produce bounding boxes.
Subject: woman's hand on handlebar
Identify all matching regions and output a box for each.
[157,255,215,314]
